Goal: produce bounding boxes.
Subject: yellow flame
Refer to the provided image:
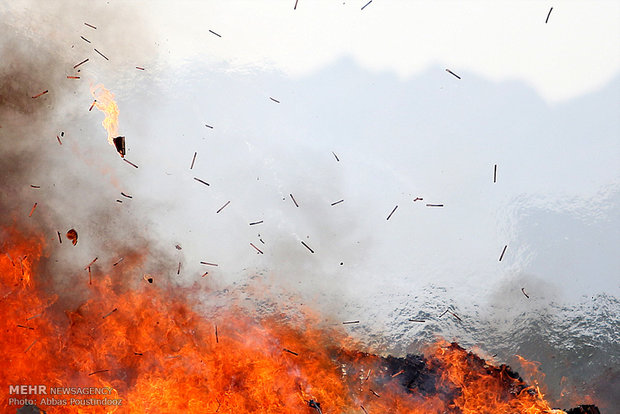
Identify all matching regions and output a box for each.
[90,84,119,146]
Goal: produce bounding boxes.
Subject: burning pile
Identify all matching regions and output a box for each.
[0,227,600,413]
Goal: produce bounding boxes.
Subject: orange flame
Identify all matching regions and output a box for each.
[90,84,119,146]
[0,227,574,413]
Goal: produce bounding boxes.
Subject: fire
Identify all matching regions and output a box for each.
[0,227,575,413]
[90,84,119,147]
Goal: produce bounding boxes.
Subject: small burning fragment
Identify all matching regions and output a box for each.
[73,58,89,69]
[370,389,380,398]
[31,90,48,99]
[201,272,209,277]
[216,200,231,213]
[24,339,38,353]
[360,405,369,414]
[94,48,109,61]
[391,369,404,378]
[17,324,34,330]
[66,229,78,245]
[84,257,98,269]
[143,274,154,283]
[88,100,96,111]
[386,205,398,220]
[84,22,97,29]
[301,240,314,253]
[215,325,219,343]
[521,287,530,298]
[91,84,120,150]
[28,203,38,217]
[499,244,508,261]
[446,68,461,79]
[113,257,124,266]
[56,135,62,145]
[113,136,126,157]
[66,76,80,79]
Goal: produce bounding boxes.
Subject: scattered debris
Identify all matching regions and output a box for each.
[194,177,210,186]
[175,244,182,250]
[301,240,314,253]
[413,197,423,202]
[73,58,89,69]
[88,370,109,376]
[113,257,124,266]
[84,22,97,29]
[94,48,109,61]
[438,309,449,318]
[66,229,78,245]
[209,29,222,37]
[249,220,263,226]
[270,97,280,103]
[449,311,462,322]
[66,76,81,79]
[28,203,38,217]
[521,288,530,299]
[123,159,139,168]
[190,152,197,169]
[408,319,426,323]
[121,192,132,198]
[200,262,218,266]
[545,7,553,24]
[32,90,48,99]
[26,314,41,321]
[361,405,369,414]
[102,308,118,319]
[283,348,298,356]
[294,0,299,10]
[205,124,214,129]
[331,199,344,206]
[332,151,340,161]
[361,0,372,10]
[143,274,154,283]
[57,135,63,145]
[136,66,145,70]
[134,352,143,356]
[386,205,398,220]
[24,339,38,353]
[499,245,508,261]
[391,369,404,378]
[216,201,231,213]
[426,204,444,207]
[84,257,98,269]
[88,266,92,285]
[215,325,219,343]
[17,324,34,330]
[290,193,299,207]
[250,243,264,254]
[445,69,461,79]
[89,100,97,111]
[80,36,91,43]
[342,320,359,325]
[57,231,62,244]
[177,262,181,275]
[113,136,126,157]
[494,164,497,183]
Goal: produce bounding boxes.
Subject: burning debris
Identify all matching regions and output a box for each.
[143,274,154,283]
[65,229,78,245]
[136,66,145,70]
[113,136,126,157]
[123,159,138,168]
[28,202,38,217]
[31,90,48,99]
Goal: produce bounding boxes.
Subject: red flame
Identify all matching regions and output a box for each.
[0,227,571,413]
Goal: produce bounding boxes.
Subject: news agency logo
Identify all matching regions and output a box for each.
[9,385,114,395]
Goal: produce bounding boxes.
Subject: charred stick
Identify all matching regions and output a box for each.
[57,231,62,244]
[408,319,426,323]
[66,76,80,79]
[209,29,221,37]
[134,352,143,356]
[270,97,280,103]
[88,266,92,285]
[200,262,218,266]
[370,389,380,398]
[177,262,181,275]
[26,313,42,320]
[438,308,449,318]
[294,0,299,10]
[426,204,444,207]
[17,325,34,330]
[94,48,109,60]
[102,308,118,319]
[301,241,314,253]
[283,348,298,356]
[391,369,404,378]
[250,243,264,254]
[84,257,98,269]
[332,151,340,161]
[32,90,48,99]
[446,69,461,79]
[194,177,210,186]
[215,325,219,343]
[57,135,63,145]
[249,220,263,226]
[216,200,231,213]
[413,197,423,202]
[201,271,209,277]
[521,287,530,298]
[84,22,97,29]
[24,339,38,353]
[361,0,372,10]
[499,244,508,261]
[113,257,124,266]
[123,159,139,168]
[361,405,369,414]
[74,58,89,69]
[88,369,109,376]
[386,205,398,220]
[28,203,38,217]
[136,66,145,70]
[190,152,197,169]
[205,124,214,129]
[545,7,553,24]
[80,36,91,43]
[494,164,497,183]
[342,320,359,325]
[121,192,132,198]
[289,193,299,207]
[89,100,97,111]
[331,199,344,206]
[449,311,462,322]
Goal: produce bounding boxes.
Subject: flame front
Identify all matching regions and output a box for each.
[90,84,119,146]
[0,228,569,413]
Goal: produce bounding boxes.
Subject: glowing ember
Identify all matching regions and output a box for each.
[0,228,585,413]
[90,84,120,150]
